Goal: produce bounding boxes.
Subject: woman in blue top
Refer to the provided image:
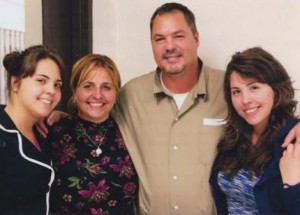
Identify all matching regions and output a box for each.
[210,47,300,215]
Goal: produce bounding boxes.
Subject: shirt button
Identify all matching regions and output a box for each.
[174,117,179,121]
[173,205,179,210]
[173,146,178,150]
[173,175,178,180]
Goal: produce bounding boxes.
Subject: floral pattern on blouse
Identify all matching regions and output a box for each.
[48,114,138,215]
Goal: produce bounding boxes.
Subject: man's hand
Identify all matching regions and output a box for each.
[280,126,300,185]
[36,110,68,138]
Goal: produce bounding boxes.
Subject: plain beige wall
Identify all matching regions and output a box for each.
[25,0,42,46]
[93,0,300,114]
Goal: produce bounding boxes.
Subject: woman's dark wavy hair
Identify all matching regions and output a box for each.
[3,45,65,97]
[217,47,297,176]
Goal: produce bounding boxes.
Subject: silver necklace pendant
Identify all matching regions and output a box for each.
[78,121,110,157]
[96,148,102,155]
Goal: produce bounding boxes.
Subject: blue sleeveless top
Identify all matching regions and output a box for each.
[218,169,261,215]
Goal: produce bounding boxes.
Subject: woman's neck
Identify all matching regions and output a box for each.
[252,133,260,145]
[251,121,269,145]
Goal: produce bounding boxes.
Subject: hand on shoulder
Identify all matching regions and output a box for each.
[36,110,69,138]
[280,126,300,186]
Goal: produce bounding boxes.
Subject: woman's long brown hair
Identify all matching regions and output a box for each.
[217,47,297,176]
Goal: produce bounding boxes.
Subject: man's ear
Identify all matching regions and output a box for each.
[194,31,200,47]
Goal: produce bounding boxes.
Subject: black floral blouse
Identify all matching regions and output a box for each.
[48,114,138,215]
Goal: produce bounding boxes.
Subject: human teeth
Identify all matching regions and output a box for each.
[89,103,104,107]
[245,108,257,114]
[40,99,51,104]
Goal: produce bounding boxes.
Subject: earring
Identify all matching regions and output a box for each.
[72,97,78,107]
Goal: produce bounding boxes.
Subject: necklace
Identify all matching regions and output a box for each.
[78,122,109,156]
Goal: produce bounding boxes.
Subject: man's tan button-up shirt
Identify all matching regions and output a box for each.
[114,63,227,215]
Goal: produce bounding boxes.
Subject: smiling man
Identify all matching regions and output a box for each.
[115,3,227,215]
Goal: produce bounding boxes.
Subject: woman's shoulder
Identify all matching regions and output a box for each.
[277,118,299,141]
[273,118,300,160]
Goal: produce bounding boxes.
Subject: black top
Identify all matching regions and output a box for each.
[0,106,52,215]
[48,114,139,215]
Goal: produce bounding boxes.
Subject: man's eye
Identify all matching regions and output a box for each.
[154,37,164,42]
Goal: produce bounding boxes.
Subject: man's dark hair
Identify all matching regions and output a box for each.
[150,2,197,34]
